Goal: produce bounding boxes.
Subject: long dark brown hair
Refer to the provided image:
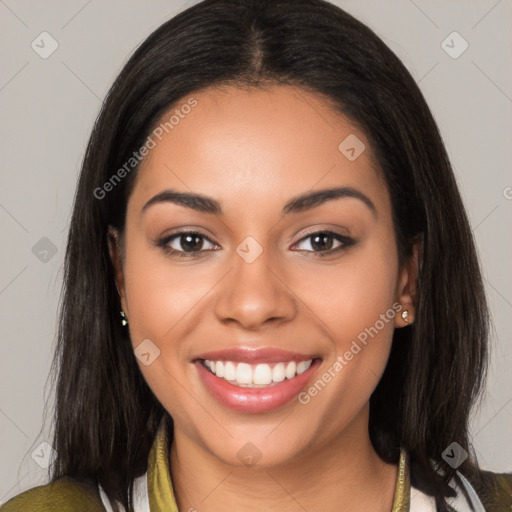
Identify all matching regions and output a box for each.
[46,1,491,510]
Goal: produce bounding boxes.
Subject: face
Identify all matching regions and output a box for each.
[110,84,417,468]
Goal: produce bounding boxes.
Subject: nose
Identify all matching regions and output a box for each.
[213,243,297,330]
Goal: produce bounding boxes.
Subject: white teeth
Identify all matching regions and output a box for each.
[253,363,273,385]
[224,361,236,381]
[297,360,312,374]
[201,359,314,388]
[285,361,297,379]
[236,363,252,384]
[272,363,285,382]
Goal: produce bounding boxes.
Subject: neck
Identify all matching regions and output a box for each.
[169,406,398,512]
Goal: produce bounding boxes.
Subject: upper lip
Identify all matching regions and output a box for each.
[193,347,320,364]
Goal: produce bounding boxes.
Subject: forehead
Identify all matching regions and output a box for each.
[129,84,389,216]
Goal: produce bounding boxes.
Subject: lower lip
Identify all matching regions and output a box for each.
[194,359,321,413]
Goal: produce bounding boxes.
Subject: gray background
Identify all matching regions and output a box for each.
[1,0,511,504]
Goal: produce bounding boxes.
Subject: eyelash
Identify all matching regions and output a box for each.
[156,229,355,259]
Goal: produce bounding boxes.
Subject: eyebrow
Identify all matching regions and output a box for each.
[141,186,377,217]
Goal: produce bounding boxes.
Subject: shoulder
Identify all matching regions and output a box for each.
[466,469,512,511]
[0,476,105,512]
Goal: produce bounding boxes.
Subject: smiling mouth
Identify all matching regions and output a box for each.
[200,358,320,388]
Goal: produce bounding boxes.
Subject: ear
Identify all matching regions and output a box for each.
[395,236,422,328]
[108,225,128,314]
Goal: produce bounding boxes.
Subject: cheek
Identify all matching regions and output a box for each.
[296,235,398,342]
[294,235,399,406]
[122,235,211,347]
[121,237,211,419]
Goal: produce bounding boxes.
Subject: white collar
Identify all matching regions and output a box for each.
[411,470,486,512]
[100,466,486,512]
[99,474,149,512]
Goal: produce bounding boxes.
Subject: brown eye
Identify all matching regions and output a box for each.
[157,231,218,257]
[293,231,355,257]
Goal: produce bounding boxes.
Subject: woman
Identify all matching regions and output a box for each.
[2,0,510,511]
